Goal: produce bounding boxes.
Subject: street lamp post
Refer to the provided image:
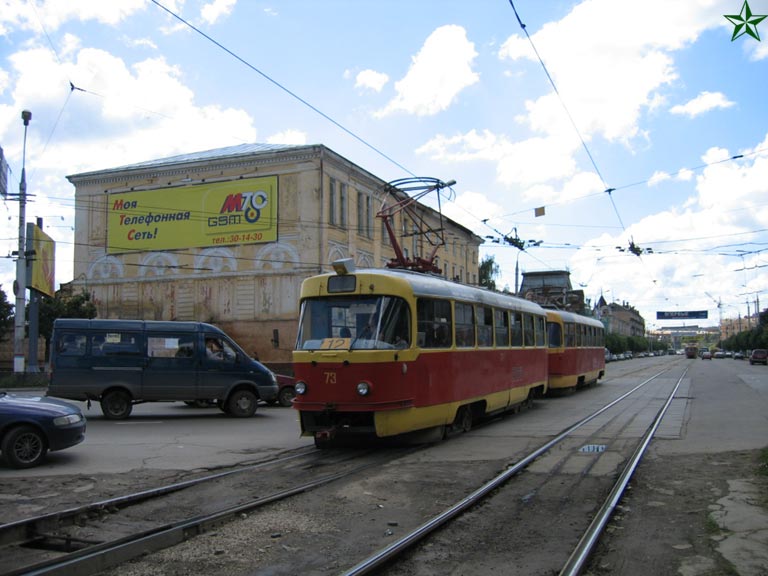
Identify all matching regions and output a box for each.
[13,110,31,374]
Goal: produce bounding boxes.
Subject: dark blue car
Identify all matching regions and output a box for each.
[0,392,86,469]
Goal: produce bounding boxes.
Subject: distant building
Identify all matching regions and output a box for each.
[64,143,483,370]
[519,270,587,314]
[594,297,645,337]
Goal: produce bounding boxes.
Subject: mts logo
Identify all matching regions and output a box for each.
[220,190,269,224]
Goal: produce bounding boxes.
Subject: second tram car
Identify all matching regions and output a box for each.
[545,309,606,392]
[292,265,549,446]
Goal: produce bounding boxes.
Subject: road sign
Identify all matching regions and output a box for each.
[656,311,708,320]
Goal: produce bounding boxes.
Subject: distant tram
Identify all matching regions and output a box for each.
[684,345,698,359]
[546,309,606,391]
[291,265,549,447]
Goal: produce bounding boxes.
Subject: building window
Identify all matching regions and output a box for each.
[340,183,347,228]
[366,195,373,238]
[329,178,346,228]
[357,190,372,238]
[329,178,337,226]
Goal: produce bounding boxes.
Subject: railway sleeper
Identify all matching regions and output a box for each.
[22,532,103,552]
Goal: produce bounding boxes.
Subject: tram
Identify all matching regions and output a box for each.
[545,309,606,392]
[291,263,549,447]
[684,345,698,359]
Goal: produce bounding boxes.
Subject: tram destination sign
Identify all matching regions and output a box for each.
[656,311,708,320]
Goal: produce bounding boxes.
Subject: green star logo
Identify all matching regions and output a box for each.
[724,0,767,41]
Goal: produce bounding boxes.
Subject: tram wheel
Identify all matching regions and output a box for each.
[454,406,473,433]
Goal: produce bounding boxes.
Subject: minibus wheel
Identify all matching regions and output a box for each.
[100,390,133,420]
[226,389,258,417]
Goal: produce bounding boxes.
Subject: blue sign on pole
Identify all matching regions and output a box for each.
[656,311,708,320]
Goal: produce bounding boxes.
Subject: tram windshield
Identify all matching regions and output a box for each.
[296,295,411,351]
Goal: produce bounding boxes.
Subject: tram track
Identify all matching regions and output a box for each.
[0,446,421,576]
[3,361,691,575]
[81,362,691,576]
[342,365,685,575]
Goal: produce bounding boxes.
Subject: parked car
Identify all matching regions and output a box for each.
[266,374,296,407]
[733,351,745,360]
[0,392,86,469]
[749,349,768,366]
[701,351,712,360]
[713,351,725,359]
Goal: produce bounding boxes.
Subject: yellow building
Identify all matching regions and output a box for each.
[66,144,482,370]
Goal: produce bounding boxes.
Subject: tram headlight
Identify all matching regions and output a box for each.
[295,381,307,395]
[356,381,371,396]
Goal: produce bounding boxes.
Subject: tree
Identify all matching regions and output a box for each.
[479,255,500,291]
[37,291,97,359]
[0,288,13,342]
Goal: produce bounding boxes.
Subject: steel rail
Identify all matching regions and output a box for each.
[340,367,674,576]
[12,447,413,576]
[558,367,688,575]
[0,447,318,547]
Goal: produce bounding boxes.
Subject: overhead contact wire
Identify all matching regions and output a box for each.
[148,0,415,178]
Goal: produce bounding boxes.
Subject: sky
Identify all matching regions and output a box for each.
[1,0,767,331]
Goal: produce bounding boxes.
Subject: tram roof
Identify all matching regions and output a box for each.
[341,268,548,315]
[545,308,604,328]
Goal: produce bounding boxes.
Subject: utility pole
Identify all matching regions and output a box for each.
[13,110,31,374]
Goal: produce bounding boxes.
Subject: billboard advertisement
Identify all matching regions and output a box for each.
[26,223,55,297]
[107,176,278,253]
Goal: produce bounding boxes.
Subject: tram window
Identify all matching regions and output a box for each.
[455,302,475,348]
[548,322,562,348]
[494,309,510,347]
[565,323,576,348]
[417,298,453,348]
[377,296,411,349]
[477,306,493,347]
[510,312,523,347]
[536,316,546,346]
[522,314,535,347]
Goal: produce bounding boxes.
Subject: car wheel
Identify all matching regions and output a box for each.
[100,390,133,420]
[1,425,48,469]
[278,386,296,407]
[226,389,258,417]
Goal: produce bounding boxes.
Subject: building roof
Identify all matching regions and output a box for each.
[67,143,311,180]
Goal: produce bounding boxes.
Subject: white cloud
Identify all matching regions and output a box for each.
[355,69,389,93]
[442,190,503,236]
[565,136,768,324]
[498,0,725,144]
[267,130,307,145]
[376,25,479,117]
[0,0,147,34]
[669,91,735,118]
[201,0,237,25]
[648,171,671,186]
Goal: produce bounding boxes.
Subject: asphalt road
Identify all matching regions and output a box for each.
[2,396,313,478]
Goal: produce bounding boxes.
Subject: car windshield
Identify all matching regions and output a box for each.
[296,295,410,351]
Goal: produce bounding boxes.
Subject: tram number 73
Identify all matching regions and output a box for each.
[324,372,337,384]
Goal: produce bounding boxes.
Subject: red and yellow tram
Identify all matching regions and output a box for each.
[545,309,606,392]
[292,264,549,446]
